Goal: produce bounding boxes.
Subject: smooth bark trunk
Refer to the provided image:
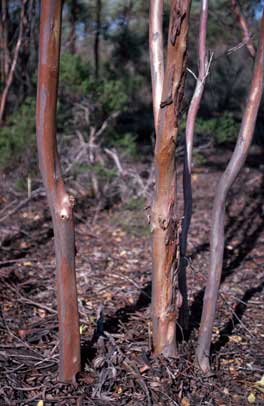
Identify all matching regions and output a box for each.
[179,0,208,331]
[149,0,164,134]
[196,12,264,374]
[36,0,80,383]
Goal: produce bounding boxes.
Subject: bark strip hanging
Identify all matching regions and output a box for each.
[149,0,192,357]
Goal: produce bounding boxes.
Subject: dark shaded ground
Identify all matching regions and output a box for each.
[0,147,263,406]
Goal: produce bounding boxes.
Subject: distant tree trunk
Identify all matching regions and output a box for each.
[68,0,77,54]
[36,0,80,383]
[0,8,3,85]
[20,0,32,100]
[2,0,9,79]
[196,12,264,374]
[94,0,101,79]
[27,0,38,93]
[149,0,191,357]
[231,0,256,58]
[0,0,26,125]
[178,0,209,332]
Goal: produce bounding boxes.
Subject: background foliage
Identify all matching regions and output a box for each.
[0,0,263,177]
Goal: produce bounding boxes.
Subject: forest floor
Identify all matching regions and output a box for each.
[0,145,263,406]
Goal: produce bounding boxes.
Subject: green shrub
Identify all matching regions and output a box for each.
[193,151,207,166]
[0,97,36,169]
[196,112,239,145]
[112,132,137,158]
[180,112,239,145]
[59,52,90,94]
[96,79,128,113]
[72,162,117,180]
[124,197,145,211]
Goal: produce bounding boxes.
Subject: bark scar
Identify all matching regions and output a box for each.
[170,0,187,45]
[57,194,74,221]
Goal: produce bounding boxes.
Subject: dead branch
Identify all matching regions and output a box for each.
[0,187,44,223]
[231,0,256,58]
[104,148,124,175]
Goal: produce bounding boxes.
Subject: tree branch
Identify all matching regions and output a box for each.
[231,0,256,58]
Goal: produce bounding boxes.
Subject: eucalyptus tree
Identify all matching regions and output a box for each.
[149,0,192,356]
[196,10,264,373]
[36,0,80,383]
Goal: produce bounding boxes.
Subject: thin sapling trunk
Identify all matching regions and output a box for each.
[179,0,209,331]
[196,12,264,374]
[36,0,81,383]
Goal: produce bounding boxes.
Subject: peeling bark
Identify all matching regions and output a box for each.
[36,0,80,383]
[150,0,191,357]
[196,12,264,374]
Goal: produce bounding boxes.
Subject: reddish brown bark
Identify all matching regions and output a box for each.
[36,0,80,383]
[0,0,25,125]
[231,0,256,58]
[179,0,209,330]
[196,12,264,374]
[150,0,191,357]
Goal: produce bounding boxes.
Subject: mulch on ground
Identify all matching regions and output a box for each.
[0,149,263,406]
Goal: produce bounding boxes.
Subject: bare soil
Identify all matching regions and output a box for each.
[0,147,263,406]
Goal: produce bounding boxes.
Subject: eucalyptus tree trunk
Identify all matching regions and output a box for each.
[2,0,9,79]
[0,0,25,125]
[179,0,209,331]
[196,12,264,374]
[149,0,191,357]
[36,0,80,383]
